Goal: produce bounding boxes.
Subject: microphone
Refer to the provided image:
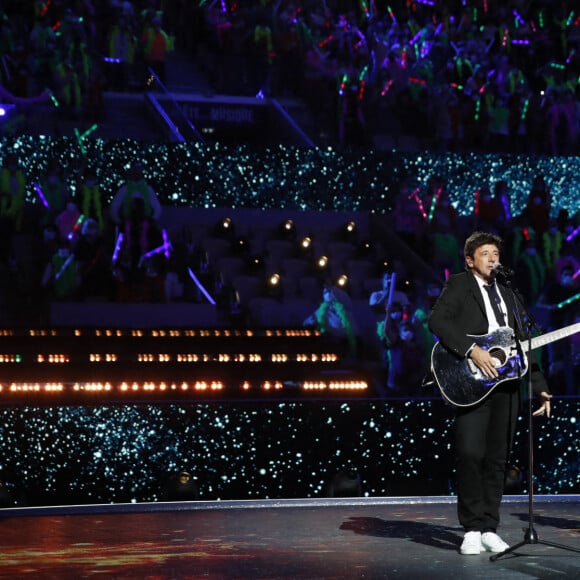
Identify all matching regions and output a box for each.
[492,262,514,277]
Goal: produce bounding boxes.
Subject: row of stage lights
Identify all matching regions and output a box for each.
[0,329,320,338]
[1,353,340,364]
[0,380,368,394]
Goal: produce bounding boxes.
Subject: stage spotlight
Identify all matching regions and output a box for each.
[335,274,349,290]
[268,273,281,286]
[265,272,283,299]
[163,470,200,501]
[316,255,329,270]
[356,240,374,258]
[339,220,357,242]
[212,217,234,237]
[298,236,314,261]
[247,255,266,273]
[233,236,250,257]
[276,219,297,240]
[327,470,362,498]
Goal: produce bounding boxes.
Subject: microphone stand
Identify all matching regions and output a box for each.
[490,273,580,561]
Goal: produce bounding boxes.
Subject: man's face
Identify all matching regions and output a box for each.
[466,243,500,282]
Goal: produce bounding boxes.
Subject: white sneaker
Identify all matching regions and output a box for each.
[460,531,483,555]
[481,532,509,553]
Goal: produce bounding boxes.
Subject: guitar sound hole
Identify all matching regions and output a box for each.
[489,348,507,367]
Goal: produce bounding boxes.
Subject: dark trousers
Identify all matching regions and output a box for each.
[455,384,520,532]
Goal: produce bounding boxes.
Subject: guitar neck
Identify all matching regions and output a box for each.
[527,322,580,353]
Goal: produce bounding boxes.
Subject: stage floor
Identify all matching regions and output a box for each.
[0,496,579,579]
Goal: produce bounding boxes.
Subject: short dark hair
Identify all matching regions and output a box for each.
[464,231,502,260]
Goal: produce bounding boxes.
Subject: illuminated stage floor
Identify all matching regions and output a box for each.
[0,496,579,579]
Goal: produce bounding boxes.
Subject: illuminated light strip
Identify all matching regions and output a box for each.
[140,243,169,261]
[428,187,443,222]
[302,381,368,390]
[40,0,52,18]
[81,123,98,139]
[0,380,371,398]
[501,28,509,47]
[162,229,171,258]
[318,34,334,48]
[187,267,216,305]
[68,213,85,240]
[74,124,98,156]
[261,381,283,390]
[409,29,422,45]
[9,383,61,391]
[54,254,75,281]
[556,292,580,309]
[408,187,427,220]
[74,128,87,155]
[566,224,580,242]
[520,98,529,121]
[111,233,124,264]
[380,79,393,96]
[513,9,525,26]
[34,182,50,208]
[13,351,341,364]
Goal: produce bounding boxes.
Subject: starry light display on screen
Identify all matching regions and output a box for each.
[0,401,577,505]
[2,136,578,218]
[0,136,577,504]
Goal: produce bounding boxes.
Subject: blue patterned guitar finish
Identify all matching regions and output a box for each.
[431,323,580,407]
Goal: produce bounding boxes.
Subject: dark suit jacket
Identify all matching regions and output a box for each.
[428,270,548,396]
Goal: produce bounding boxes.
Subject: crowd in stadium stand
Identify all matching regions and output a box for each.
[0,1,580,151]
[0,1,579,394]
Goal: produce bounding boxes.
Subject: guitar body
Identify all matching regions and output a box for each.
[431,327,527,407]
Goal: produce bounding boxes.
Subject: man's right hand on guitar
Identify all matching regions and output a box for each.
[469,345,499,378]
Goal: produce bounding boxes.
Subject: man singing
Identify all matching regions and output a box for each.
[428,231,552,555]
